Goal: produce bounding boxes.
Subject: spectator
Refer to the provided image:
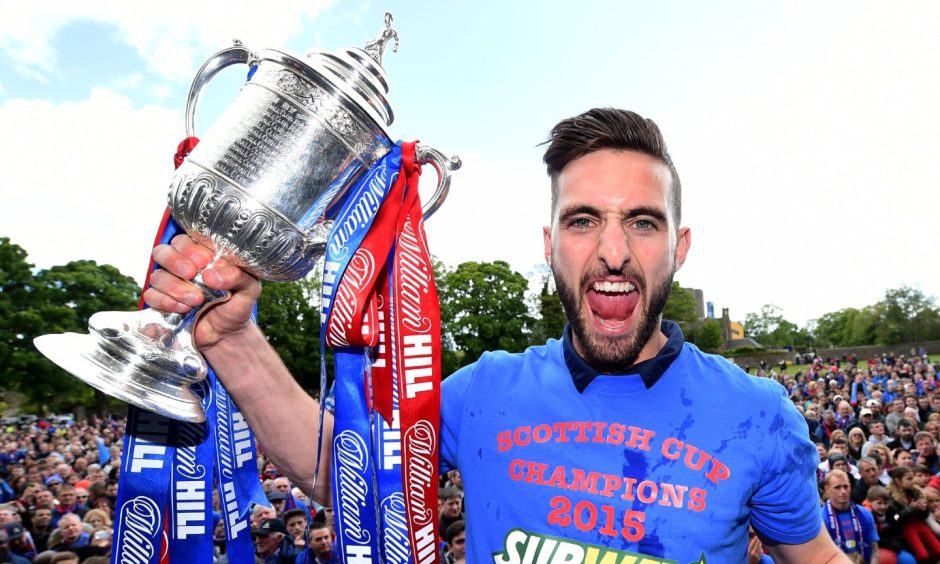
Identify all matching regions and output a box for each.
[894,449,914,468]
[282,508,308,551]
[439,487,464,533]
[51,513,89,551]
[888,420,916,452]
[887,399,907,437]
[853,457,885,505]
[821,469,879,562]
[443,520,466,564]
[267,491,288,517]
[0,527,31,564]
[50,551,79,564]
[297,522,336,564]
[848,427,866,463]
[866,485,915,564]
[886,466,940,562]
[863,422,891,458]
[251,518,298,564]
[30,506,54,552]
[82,508,111,530]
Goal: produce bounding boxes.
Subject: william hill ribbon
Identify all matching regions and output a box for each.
[322,141,442,564]
[113,138,265,564]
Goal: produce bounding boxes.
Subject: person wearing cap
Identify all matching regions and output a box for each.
[0,527,31,564]
[4,522,34,561]
[267,490,288,517]
[252,518,300,564]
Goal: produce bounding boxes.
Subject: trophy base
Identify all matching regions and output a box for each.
[34,309,208,423]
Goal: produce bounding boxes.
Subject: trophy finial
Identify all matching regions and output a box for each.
[363,12,399,64]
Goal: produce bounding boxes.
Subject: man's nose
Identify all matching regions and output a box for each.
[596,221,630,270]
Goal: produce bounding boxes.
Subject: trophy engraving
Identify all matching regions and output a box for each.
[34,14,460,422]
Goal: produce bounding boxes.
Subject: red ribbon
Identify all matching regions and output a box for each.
[325,142,441,563]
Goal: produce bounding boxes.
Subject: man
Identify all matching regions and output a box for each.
[886,420,915,451]
[443,520,466,564]
[861,422,890,458]
[439,487,464,533]
[851,458,883,505]
[297,523,337,564]
[30,507,54,552]
[146,108,846,561]
[267,490,288,517]
[52,485,87,522]
[821,470,879,563]
[885,399,906,436]
[51,513,88,551]
[282,508,308,550]
[0,528,30,564]
[252,518,299,564]
[4,523,34,561]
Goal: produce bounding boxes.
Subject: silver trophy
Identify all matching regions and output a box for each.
[34,13,460,423]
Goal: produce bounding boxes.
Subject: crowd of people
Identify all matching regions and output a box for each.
[747,350,940,563]
[0,414,468,563]
[2,350,939,563]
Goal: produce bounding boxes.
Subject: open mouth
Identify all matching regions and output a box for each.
[585,280,640,331]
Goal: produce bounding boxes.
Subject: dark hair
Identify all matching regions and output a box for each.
[443,520,465,544]
[889,465,913,482]
[542,108,681,226]
[282,508,307,523]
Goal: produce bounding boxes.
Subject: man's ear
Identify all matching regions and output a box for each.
[674,227,691,271]
[543,225,552,266]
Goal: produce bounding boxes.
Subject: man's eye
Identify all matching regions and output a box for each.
[570,217,593,228]
[634,219,655,230]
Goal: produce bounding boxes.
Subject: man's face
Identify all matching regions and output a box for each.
[285,516,307,539]
[35,490,53,508]
[906,396,918,409]
[273,478,291,494]
[860,462,879,485]
[449,531,467,560]
[893,400,905,413]
[917,437,934,453]
[310,527,332,557]
[33,508,52,528]
[830,443,848,456]
[899,425,914,440]
[0,509,12,525]
[871,422,885,436]
[440,497,462,518]
[544,149,689,373]
[58,489,75,506]
[838,403,852,418]
[253,532,281,556]
[831,460,848,473]
[825,474,852,511]
[59,516,83,543]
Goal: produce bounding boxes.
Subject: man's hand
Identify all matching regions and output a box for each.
[145,234,261,350]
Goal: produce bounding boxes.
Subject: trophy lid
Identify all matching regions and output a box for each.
[304,12,399,132]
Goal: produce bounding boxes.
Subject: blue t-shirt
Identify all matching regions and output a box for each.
[440,324,822,563]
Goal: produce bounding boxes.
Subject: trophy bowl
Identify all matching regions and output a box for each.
[34,14,460,422]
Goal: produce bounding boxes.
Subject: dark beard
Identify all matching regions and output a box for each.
[553,266,673,373]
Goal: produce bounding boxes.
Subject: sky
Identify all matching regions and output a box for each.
[2,1,939,327]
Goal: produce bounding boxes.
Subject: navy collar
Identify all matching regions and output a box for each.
[562,320,685,392]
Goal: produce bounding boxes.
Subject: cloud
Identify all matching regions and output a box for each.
[0,0,335,83]
[2,88,184,282]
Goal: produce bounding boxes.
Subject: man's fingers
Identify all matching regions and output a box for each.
[147,270,205,309]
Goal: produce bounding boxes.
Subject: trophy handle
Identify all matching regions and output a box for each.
[415,144,461,220]
[185,40,257,137]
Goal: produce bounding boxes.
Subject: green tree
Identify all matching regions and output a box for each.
[257,275,323,393]
[874,285,940,344]
[743,304,809,349]
[0,238,45,397]
[663,282,698,325]
[688,318,723,353]
[439,261,532,368]
[530,279,567,345]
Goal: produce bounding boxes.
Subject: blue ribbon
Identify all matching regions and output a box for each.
[320,146,402,563]
[113,216,265,564]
